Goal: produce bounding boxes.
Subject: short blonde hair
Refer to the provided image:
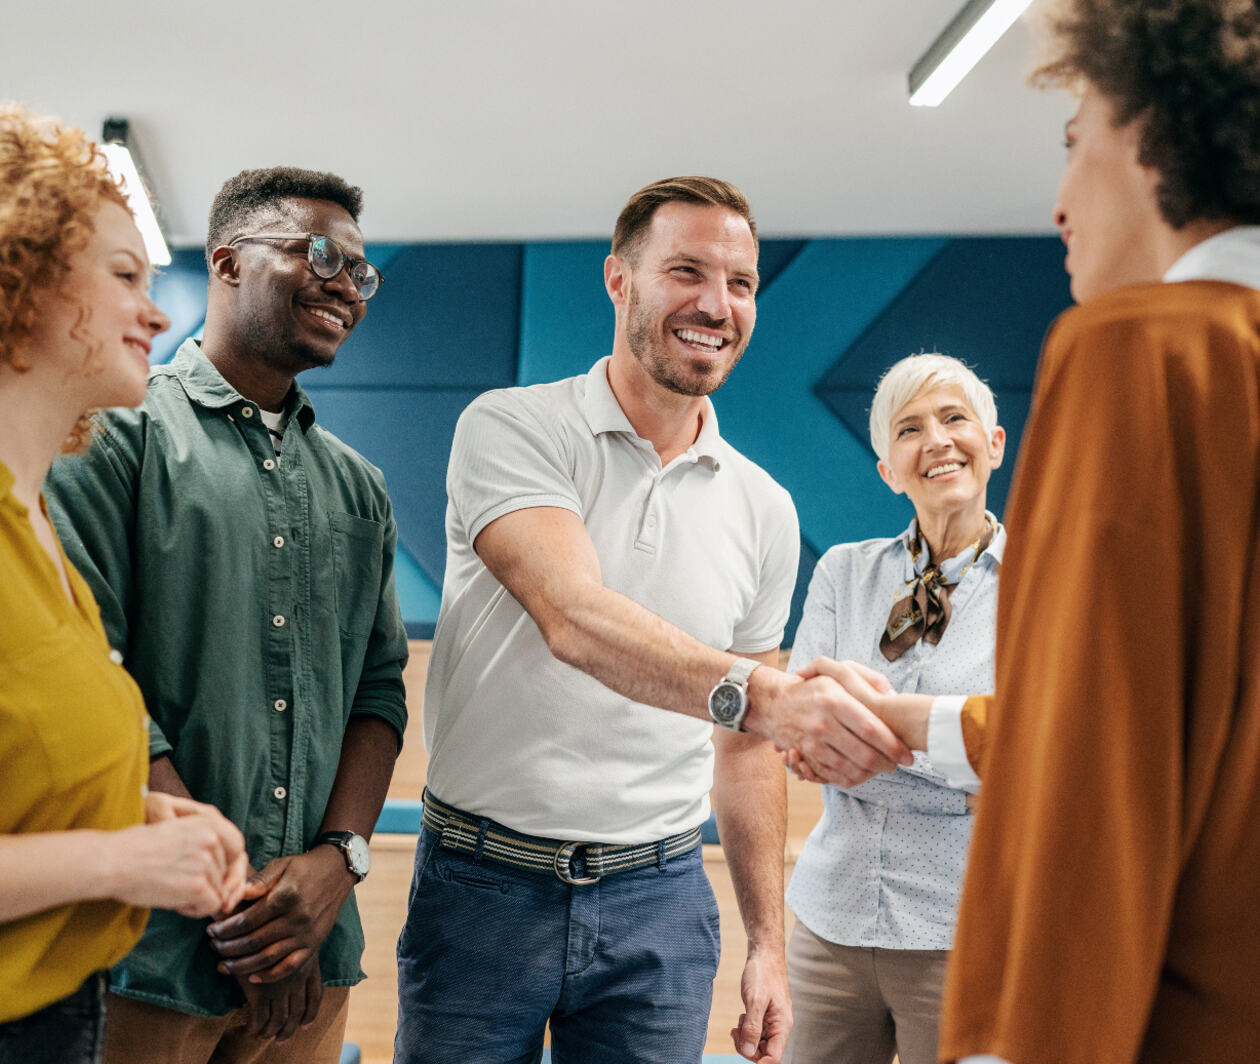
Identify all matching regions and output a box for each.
[868,353,999,464]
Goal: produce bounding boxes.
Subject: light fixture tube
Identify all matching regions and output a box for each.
[100,122,171,266]
[908,0,1035,107]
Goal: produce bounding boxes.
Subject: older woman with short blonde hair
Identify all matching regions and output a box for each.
[782,352,1004,1064]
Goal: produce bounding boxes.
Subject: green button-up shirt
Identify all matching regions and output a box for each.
[46,340,408,1015]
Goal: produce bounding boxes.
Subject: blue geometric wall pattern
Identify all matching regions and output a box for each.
[815,236,1072,523]
[144,234,1069,641]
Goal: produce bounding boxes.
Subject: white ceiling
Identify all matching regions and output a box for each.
[7,0,1075,247]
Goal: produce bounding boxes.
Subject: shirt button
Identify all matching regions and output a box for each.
[868,868,878,878]
[242,406,254,418]
[262,458,276,471]
[272,535,285,549]
[273,786,287,801]
[108,648,124,665]
[273,698,288,712]
[272,614,286,628]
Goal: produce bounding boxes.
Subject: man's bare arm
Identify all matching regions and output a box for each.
[474,506,912,786]
[712,650,793,1063]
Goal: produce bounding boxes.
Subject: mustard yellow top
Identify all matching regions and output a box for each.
[0,459,148,1024]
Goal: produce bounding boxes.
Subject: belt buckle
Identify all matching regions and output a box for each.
[554,841,601,885]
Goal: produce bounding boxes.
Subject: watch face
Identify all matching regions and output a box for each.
[346,834,371,876]
[710,683,744,724]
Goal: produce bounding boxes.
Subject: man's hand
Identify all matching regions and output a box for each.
[206,847,353,983]
[742,662,912,786]
[798,658,935,751]
[234,955,323,1041]
[729,947,793,1063]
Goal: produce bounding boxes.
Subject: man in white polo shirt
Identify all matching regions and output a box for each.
[393,176,912,1064]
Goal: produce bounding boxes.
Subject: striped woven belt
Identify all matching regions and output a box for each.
[422,789,703,885]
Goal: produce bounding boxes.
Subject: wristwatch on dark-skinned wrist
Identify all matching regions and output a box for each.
[311,830,371,883]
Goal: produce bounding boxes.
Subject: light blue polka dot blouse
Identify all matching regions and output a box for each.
[786,515,1004,951]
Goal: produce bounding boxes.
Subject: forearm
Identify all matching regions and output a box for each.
[711,732,787,954]
[318,715,400,841]
[0,831,125,921]
[541,580,754,724]
[149,754,195,800]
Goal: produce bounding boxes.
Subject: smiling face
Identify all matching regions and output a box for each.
[878,384,1005,528]
[31,199,170,409]
[223,197,367,374]
[1054,86,1168,303]
[607,202,758,399]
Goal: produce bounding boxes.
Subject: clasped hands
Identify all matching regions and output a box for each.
[204,845,355,1041]
[746,658,934,787]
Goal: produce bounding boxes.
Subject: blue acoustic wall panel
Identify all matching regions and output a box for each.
[310,242,522,389]
[715,239,949,558]
[139,234,1069,640]
[150,249,209,365]
[518,242,614,385]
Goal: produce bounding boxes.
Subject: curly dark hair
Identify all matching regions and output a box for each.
[205,166,364,266]
[1032,0,1260,227]
[612,176,758,263]
[0,104,130,450]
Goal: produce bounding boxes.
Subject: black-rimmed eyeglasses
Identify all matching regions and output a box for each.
[229,232,385,301]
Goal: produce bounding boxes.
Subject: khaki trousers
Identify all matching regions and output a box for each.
[783,920,948,1064]
[101,987,349,1064]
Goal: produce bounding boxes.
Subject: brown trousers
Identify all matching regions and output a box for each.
[783,920,949,1064]
[101,987,349,1064]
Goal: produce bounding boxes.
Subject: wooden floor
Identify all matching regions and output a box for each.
[343,642,822,1063]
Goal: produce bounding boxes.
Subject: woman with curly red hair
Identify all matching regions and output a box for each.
[0,105,247,1064]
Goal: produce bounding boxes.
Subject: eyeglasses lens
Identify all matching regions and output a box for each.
[308,235,343,280]
[349,262,379,300]
[308,235,379,300]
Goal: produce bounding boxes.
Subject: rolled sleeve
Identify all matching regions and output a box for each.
[348,510,409,747]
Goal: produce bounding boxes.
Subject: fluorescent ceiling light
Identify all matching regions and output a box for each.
[100,119,171,266]
[909,0,1035,107]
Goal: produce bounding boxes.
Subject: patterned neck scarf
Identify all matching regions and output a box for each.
[879,515,995,662]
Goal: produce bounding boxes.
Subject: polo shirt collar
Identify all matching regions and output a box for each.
[171,339,316,429]
[581,356,723,468]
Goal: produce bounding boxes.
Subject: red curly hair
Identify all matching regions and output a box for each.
[0,104,131,450]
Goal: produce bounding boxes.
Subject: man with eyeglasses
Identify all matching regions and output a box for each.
[46,167,407,1064]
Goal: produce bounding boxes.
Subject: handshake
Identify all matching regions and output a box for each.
[741,658,937,787]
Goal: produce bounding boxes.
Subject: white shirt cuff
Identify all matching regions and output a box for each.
[961,1057,1012,1064]
[927,695,981,792]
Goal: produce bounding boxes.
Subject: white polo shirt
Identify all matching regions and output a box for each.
[423,357,799,843]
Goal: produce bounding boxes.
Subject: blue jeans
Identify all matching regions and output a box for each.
[0,972,106,1064]
[394,824,720,1064]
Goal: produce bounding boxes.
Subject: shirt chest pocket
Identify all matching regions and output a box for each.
[329,511,385,640]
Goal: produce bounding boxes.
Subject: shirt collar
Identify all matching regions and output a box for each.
[1163,225,1260,288]
[171,339,316,429]
[901,511,1005,577]
[580,356,723,469]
